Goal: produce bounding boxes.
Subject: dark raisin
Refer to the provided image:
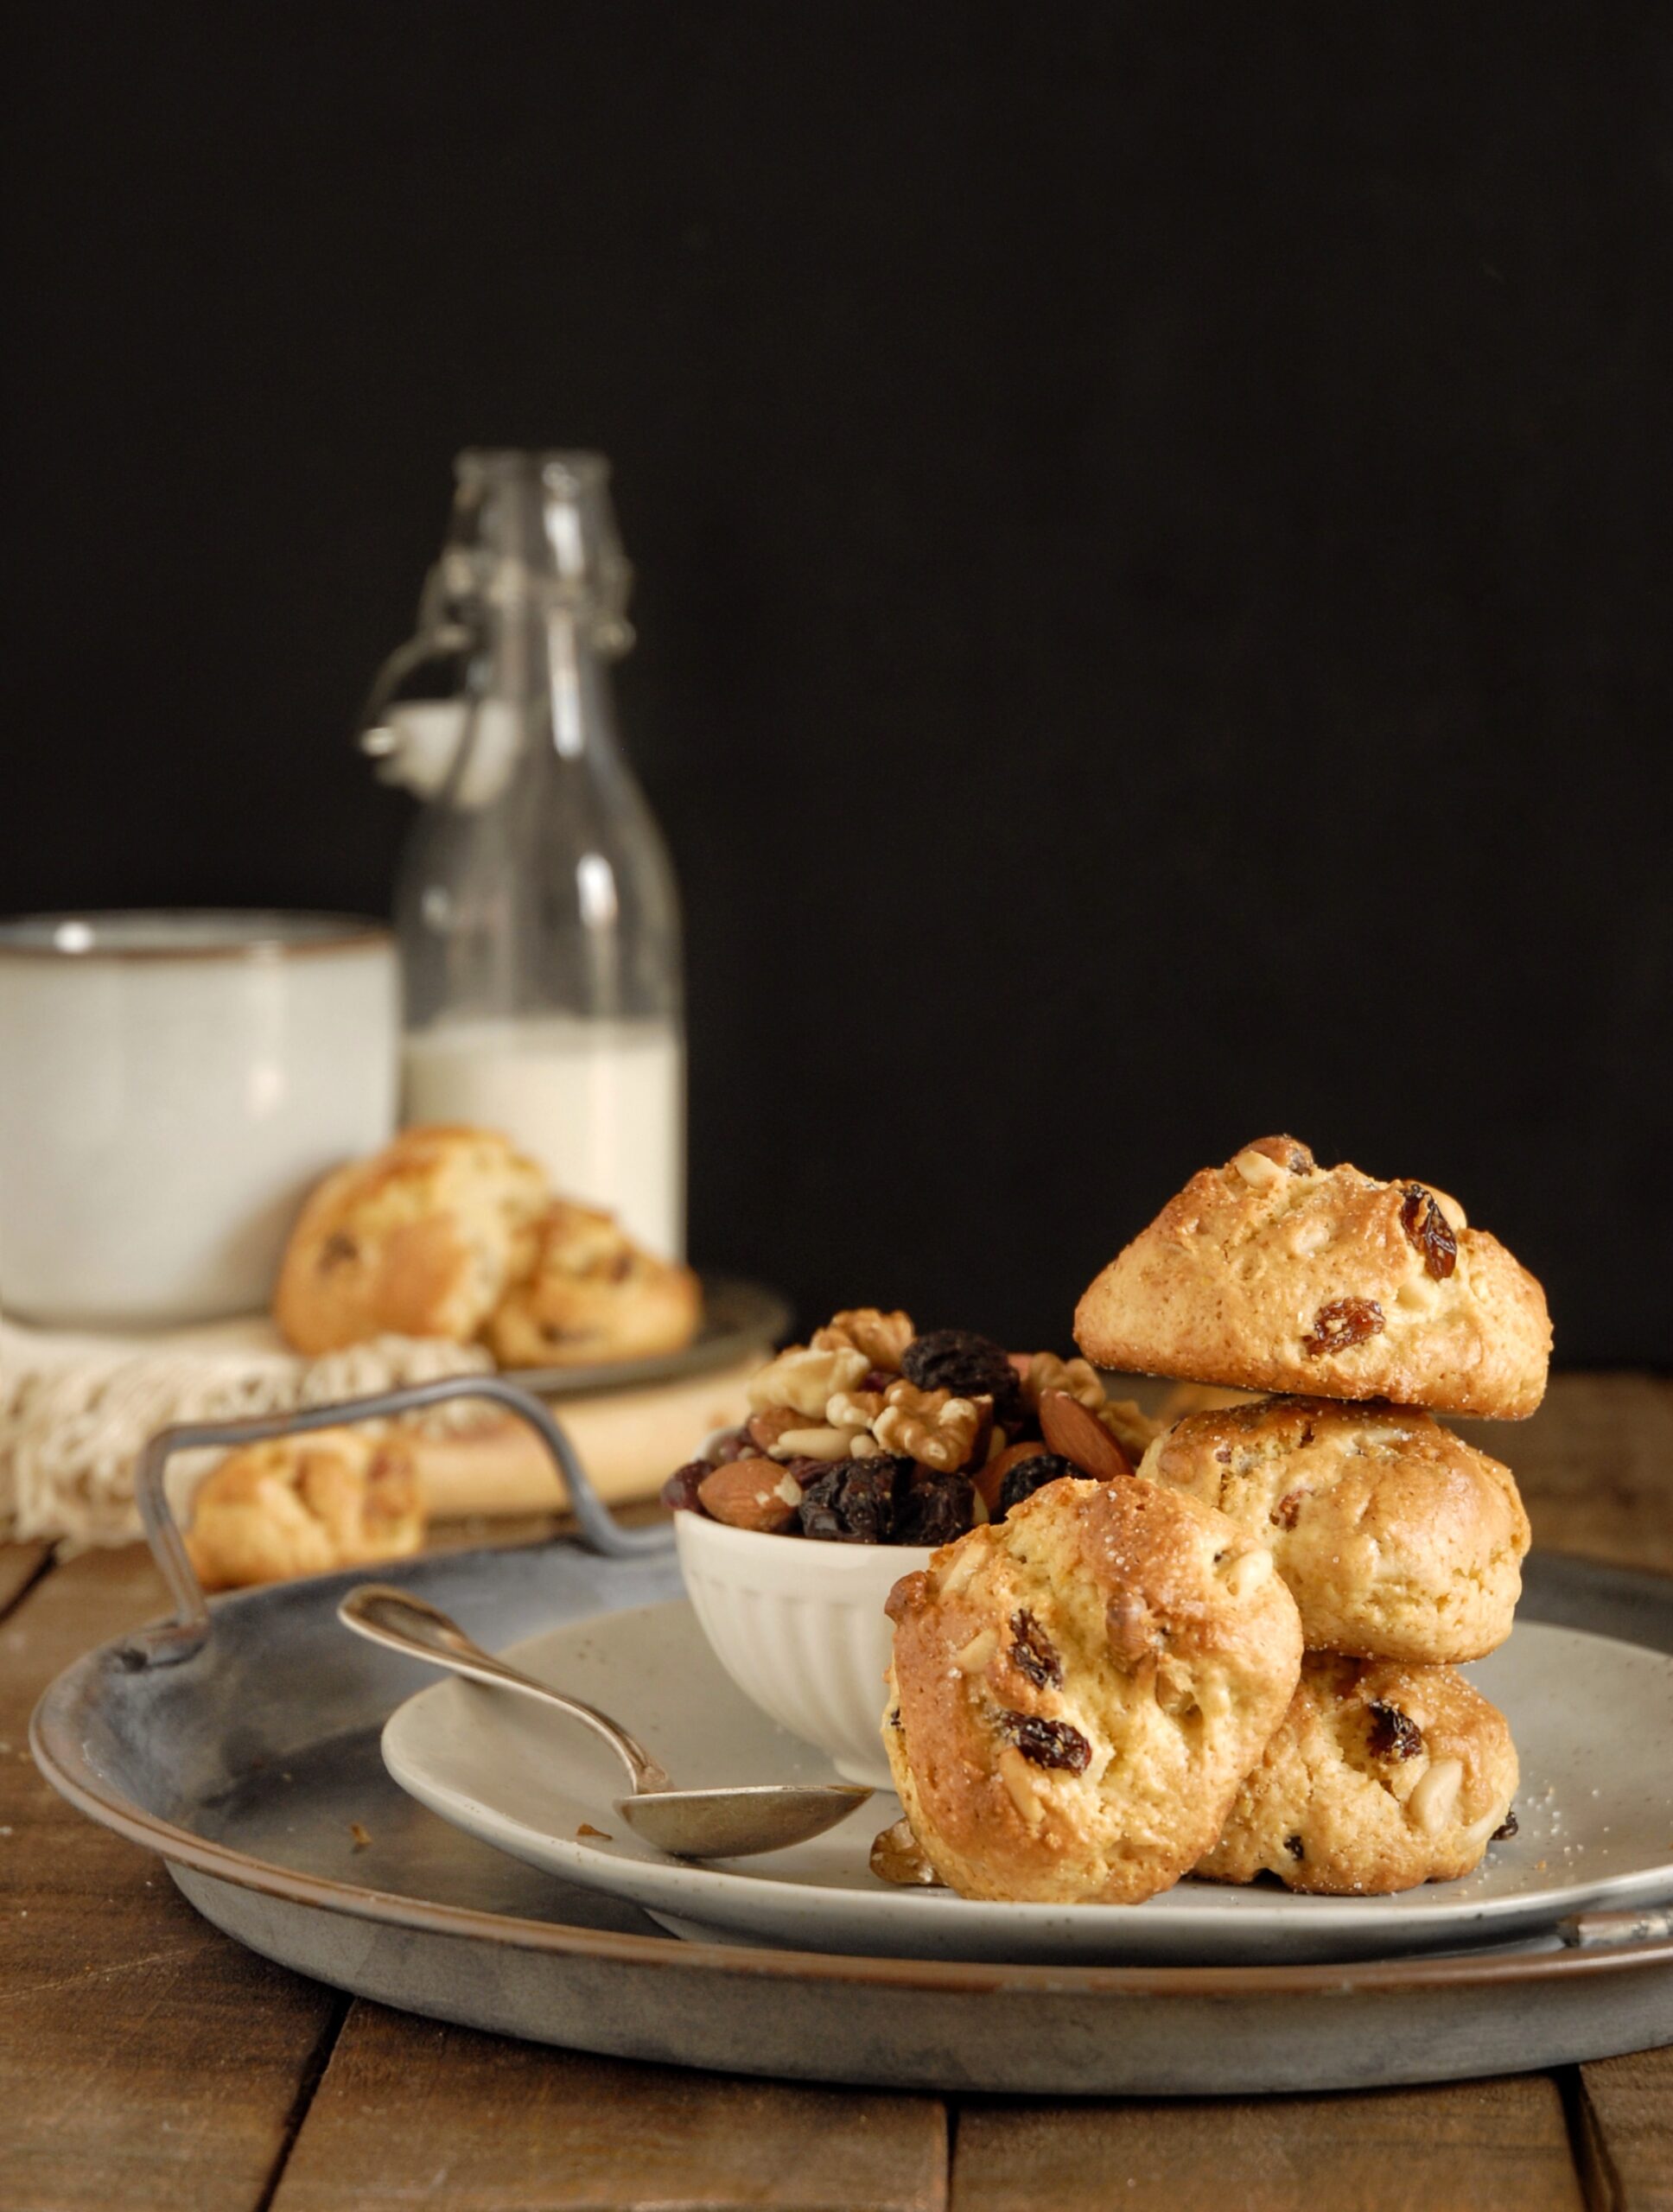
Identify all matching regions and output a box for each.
[319,1231,359,1268]
[996,1710,1091,1772]
[1367,1700,1424,1762]
[1491,1809,1518,1841]
[1009,1609,1063,1688]
[660,1461,711,1514]
[1271,1490,1306,1529]
[1284,1833,1306,1861]
[1000,1451,1077,1517]
[797,1456,913,1542]
[778,1454,839,1489]
[901,1330,1024,1427]
[796,1470,852,1542]
[896,1473,976,1547]
[858,1365,897,1394]
[707,1427,757,1465]
[1303,1298,1385,1357]
[1213,1445,1232,1465]
[1401,1185,1459,1281]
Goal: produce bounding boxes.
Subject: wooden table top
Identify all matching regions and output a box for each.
[3,1370,1670,2211]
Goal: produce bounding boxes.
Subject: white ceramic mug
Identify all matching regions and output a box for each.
[0,912,398,1328]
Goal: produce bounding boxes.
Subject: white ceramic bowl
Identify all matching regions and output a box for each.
[0,911,397,1326]
[672,1508,934,1788]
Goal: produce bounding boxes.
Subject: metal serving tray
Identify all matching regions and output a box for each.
[29,1379,1673,2097]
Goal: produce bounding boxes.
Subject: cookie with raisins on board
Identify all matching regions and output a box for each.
[1137,1396,1530,1663]
[1072,1137,1551,1421]
[881,1476,1302,1904]
[1196,1655,1518,1895]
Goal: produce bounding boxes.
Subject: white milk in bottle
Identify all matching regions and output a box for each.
[402,1015,684,1259]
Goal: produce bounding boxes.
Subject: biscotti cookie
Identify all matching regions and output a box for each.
[882,1476,1303,1904]
[1074,1136,1550,1419]
[485,1199,701,1368]
[275,1125,549,1354]
[1137,1396,1530,1662]
[186,1427,424,1590]
[1197,1654,1518,1894]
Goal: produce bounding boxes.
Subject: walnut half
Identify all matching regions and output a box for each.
[1021,1351,1106,1414]
[873,1380,986,1472]
[747,1344,870,1417]
[811,1306,915,1371]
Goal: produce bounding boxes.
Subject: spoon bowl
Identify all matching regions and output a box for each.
[340,1582,872,1859]
[614,1783,873,1857]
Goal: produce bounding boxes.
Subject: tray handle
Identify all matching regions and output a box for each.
[127,1373,674,1669]
[1559,1906,1673,1949]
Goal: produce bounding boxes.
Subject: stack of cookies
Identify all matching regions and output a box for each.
[881,1135,1548,1904]
[1074,1135,1549,1896]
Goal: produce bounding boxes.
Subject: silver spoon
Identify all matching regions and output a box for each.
[340,1583,872,1859]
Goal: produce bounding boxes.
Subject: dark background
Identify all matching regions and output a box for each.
[7,7,1671,1364]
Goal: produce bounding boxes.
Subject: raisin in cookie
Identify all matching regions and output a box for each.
[275,1126,549,1354]
[1137,1396,1530,1662]
[1196,1655,1518,1894]
[185,1427,424,1590]
[1073,1136,1550,1420]
[485,1199,701,1368]
[882,1476,1303,1904]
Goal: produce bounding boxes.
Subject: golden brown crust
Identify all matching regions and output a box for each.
[1073,1137,1551,1420]
[882,1477,1303,1904]
[274,1126,549,1353]
[483,1199,701,1368]
[1138,1396,1530,1662]
[185,1427,424,1590]
[1196,1654,1518,1894]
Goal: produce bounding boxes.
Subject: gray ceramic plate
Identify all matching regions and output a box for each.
[382,1601,1673,1966]
[499,1274,789,1396]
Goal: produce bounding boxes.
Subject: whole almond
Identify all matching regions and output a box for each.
[976,1440,1051,1516]
[1039,1391,1133,1481]
[697,1459,799,1533]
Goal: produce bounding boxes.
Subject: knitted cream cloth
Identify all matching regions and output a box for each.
[0,1313,494,1547]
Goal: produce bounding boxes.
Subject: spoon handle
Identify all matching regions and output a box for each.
[340,1583,671,1795]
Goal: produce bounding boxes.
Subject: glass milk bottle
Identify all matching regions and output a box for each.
[359,449,684,1258]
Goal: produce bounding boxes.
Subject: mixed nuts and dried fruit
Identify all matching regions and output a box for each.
[661,1307,1158,1542]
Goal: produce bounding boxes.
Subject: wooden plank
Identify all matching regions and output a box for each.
[0,1538,52,1618]
[949,2076,1585,2212]
[1574,2045,1673,2210]
[0,1544,342,2212]
[272,1999,948,2212]
[424,1491,665,1555]
[1455,1371,1673,1576]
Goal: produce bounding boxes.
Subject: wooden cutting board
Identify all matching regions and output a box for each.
[410,1351,757,1517]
